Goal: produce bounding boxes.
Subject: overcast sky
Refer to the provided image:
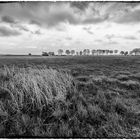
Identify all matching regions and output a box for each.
[0,2,140,54]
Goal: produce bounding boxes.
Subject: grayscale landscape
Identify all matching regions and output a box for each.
[0,1,140,138]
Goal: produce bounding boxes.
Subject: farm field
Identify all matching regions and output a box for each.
[0,55,140,138]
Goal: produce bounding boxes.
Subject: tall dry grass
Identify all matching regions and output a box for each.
[0,66,76,137]
[0,66,140,138]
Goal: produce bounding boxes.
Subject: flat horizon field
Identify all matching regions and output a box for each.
[0,55,140,138]
[0,55,140,76]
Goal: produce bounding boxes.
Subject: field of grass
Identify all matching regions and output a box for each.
[0,55,140,138]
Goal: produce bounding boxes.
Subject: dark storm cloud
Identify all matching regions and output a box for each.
[0,2,106,28]
[45,11,78,27]
[1,15,16,24]
[70,2,89,10]
[105,2,140,23]
[0,2,140,29]
[29,20,41,26]
[0,4,3,12]
[115,10,140,24]
[0,26,21,37]
[1,15,30,33]
[30,13,77,28]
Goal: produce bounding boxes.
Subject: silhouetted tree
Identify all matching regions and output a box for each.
[105,50,110,55]
[109,50,113,54]
[80,51,82,55]
[83,49,87,55]
[120,51,125,55]
[91,49,96,55]
[65,50,70,55]
[100,50,104,55]
[102,50,106,55]
[87,49,90,55]
[97,49,102,55]
[96,49,100,55]
[71,50,75,55]
[28,53,31,56]
[58,49,63,55]
[83,49,90,55]
[114,50,118,54]
[124,51,128,56]
[131,48,140,55]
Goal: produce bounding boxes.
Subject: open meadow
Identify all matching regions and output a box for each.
[0,55,140,138]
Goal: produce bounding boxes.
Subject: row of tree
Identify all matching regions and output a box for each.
[57,48,140,56]
[58,49,122,56]
[40,48,140,56]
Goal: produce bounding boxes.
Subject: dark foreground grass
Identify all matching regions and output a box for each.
[0,64,140,138]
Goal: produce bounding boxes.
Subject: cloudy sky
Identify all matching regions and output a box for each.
[0,2,140,54]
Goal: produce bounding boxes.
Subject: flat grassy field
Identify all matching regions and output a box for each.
[0,55,140,138]
[0,55,140,76]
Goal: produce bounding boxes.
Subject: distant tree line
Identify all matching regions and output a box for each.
[58,48,140,56]
[57,49,120,56]
[35,48,140,56]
